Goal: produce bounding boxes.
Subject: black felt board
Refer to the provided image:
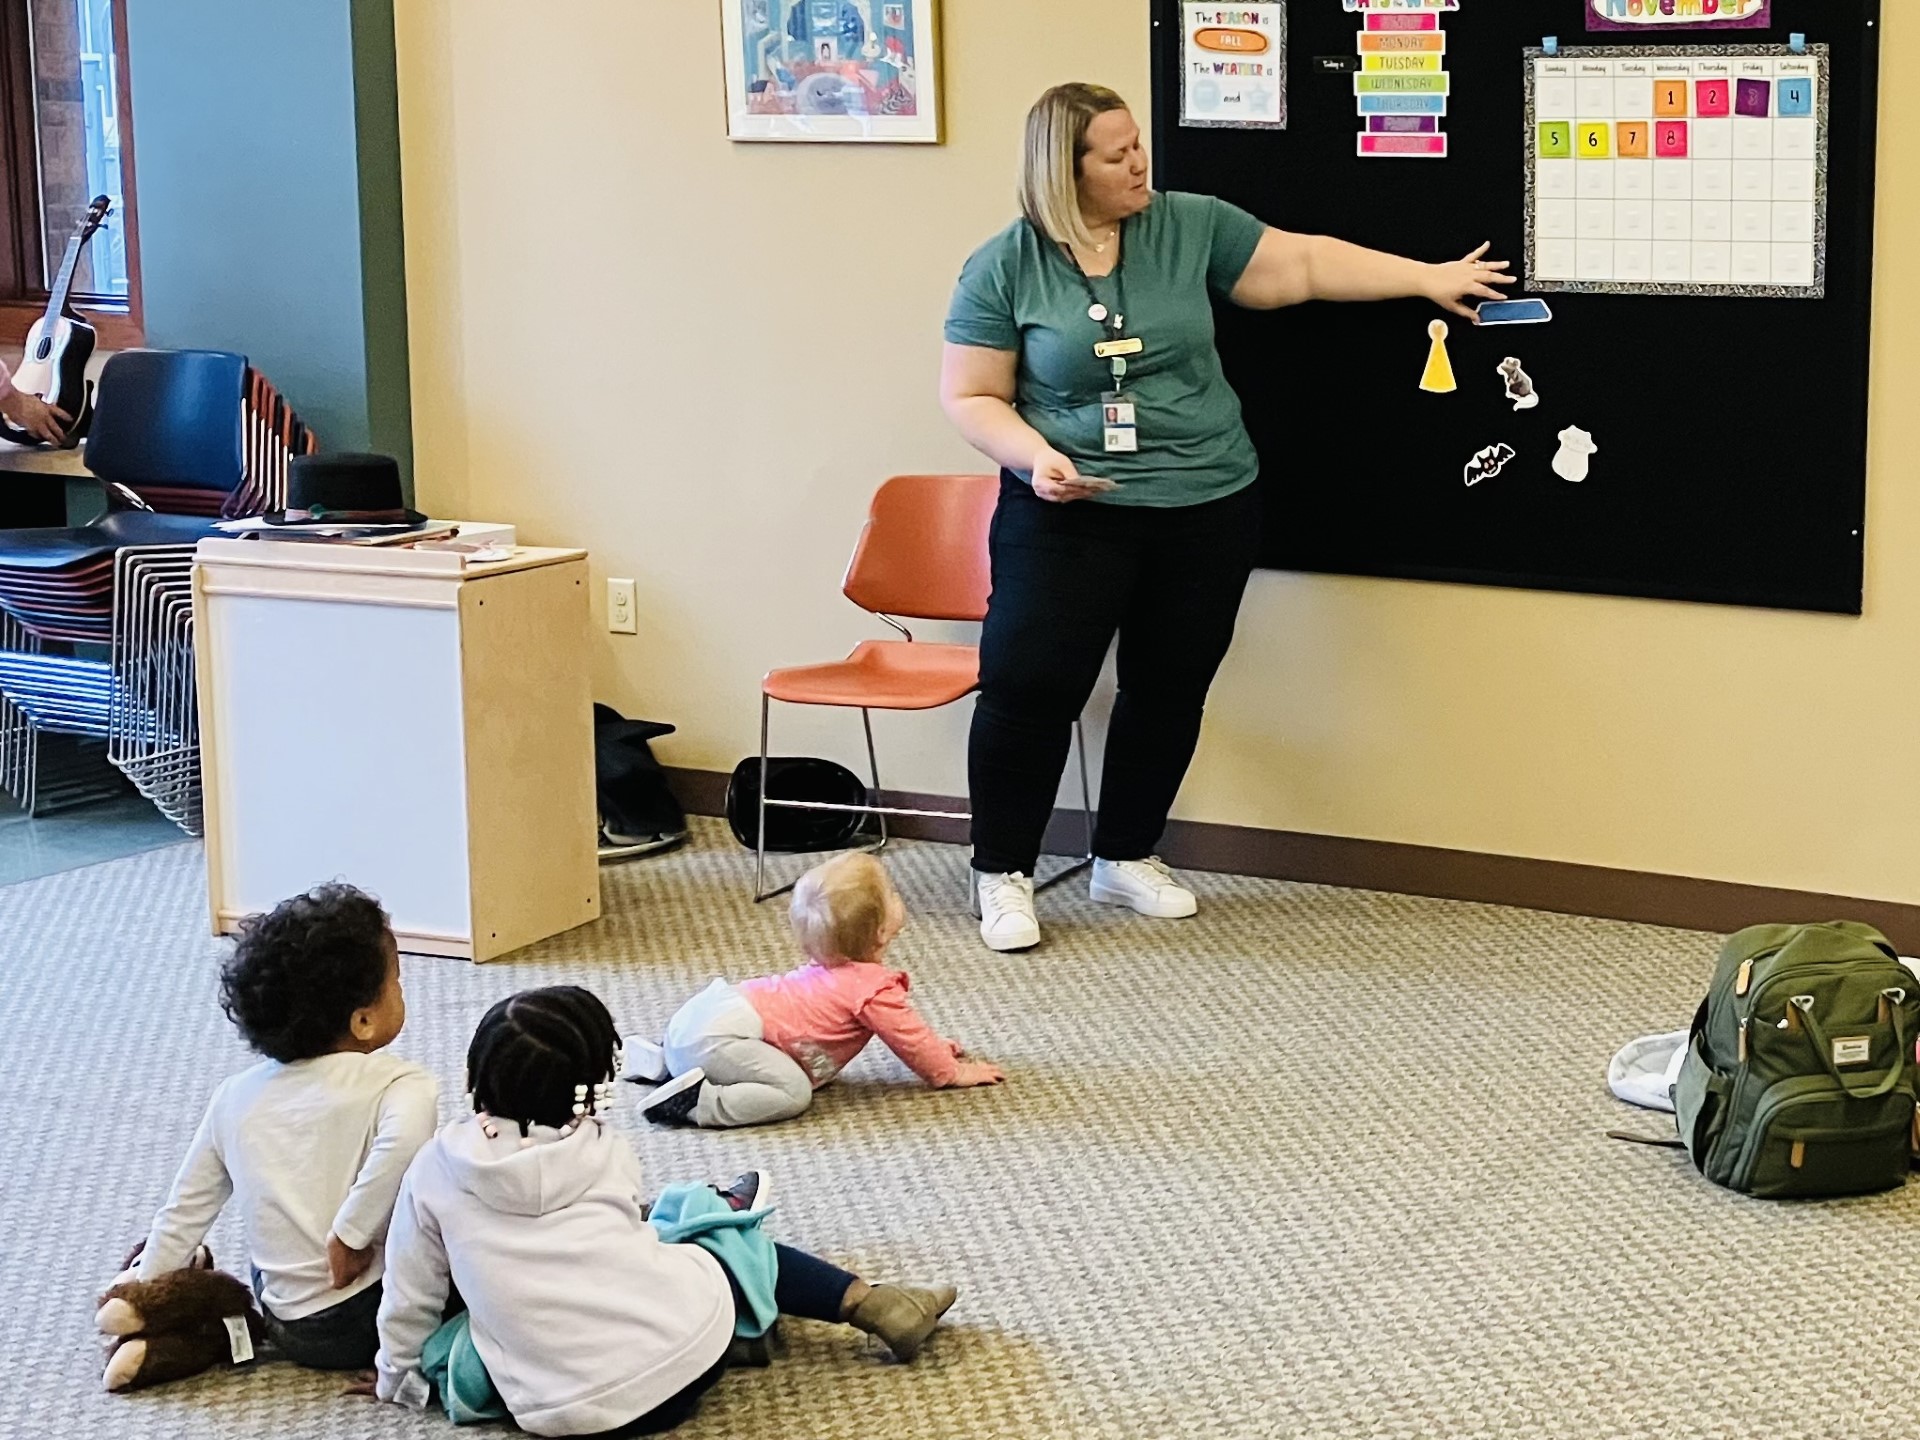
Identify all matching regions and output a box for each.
[1150,0,1881,613]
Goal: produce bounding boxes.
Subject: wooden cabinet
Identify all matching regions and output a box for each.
[195,539,599,961]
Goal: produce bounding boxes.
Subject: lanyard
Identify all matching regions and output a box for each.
[1058,219,1130,345]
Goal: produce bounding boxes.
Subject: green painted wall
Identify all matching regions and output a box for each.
[122,0,412,484]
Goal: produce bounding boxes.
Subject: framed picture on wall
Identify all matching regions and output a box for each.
[721,0,944,143]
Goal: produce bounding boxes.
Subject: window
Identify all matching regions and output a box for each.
[0,0,138,345]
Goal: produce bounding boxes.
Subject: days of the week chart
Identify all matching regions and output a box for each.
[1529,51,1822,294]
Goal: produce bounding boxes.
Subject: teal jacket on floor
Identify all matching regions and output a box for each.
[647,1181,781,1338]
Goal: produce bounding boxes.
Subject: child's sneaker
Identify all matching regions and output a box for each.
[716,1170,772,1213]
[620,1036,669,1084]
[638,1068,705,1126]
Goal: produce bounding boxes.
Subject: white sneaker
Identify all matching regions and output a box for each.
[974,871,1040,951]
[1090,856,1198,919]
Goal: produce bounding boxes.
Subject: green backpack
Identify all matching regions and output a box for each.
[1672,921,1920,1198]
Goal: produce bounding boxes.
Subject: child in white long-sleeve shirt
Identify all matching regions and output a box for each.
[121,884,437,1379]
[627,853,1002,1128]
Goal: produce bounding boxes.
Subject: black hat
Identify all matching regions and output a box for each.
[266,452,427,526]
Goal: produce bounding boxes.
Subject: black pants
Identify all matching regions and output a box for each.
[252,1270,384,1371]
[969,474,1262,876]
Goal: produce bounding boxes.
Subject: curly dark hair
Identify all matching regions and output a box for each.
[220,883,394,1062]
[468,986,621,1135]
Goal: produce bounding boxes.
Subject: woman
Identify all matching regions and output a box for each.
[940,83,1512,953]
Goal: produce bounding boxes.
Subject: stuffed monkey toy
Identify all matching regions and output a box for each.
[96,1244,266,1393]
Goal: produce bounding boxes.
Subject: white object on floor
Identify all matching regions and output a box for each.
[976,871,1040,951]
[1608,1029,1689,1112]
[621,1036,669,1084]
[1090,857,1198,919]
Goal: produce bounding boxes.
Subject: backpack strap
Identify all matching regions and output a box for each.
[1789,993,1914,1100]
[1606,1129,1686,1149]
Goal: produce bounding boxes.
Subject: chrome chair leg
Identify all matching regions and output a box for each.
[750,705,1094,905]
[1033,717,1095,894]
[750,701,912,904]
[755,692,771,901]
[860,706,889,853]
[0,610,39,813]
[1074,716,1094,860]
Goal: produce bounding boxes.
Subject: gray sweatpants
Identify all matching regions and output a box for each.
[663,979,815,1128]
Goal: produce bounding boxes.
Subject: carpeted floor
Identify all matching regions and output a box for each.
[6,819,1916,1440]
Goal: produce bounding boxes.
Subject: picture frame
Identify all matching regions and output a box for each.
[720,0,944,144]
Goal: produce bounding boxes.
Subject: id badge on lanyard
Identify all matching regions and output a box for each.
[1102,386,1138,454]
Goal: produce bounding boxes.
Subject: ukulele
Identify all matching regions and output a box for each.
[0,194,111,448]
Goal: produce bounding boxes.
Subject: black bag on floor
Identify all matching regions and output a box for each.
[594,705,687,856]
[726,756,868,853]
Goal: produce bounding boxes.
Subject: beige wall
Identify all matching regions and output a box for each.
[394,1,1920,905]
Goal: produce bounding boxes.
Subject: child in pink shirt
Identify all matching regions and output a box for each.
[627,853,1002,1127]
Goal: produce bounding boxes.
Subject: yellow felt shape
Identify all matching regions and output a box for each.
[1420,320,1457,394]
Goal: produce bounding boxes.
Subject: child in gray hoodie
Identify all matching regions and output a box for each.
[374,986,957,1436]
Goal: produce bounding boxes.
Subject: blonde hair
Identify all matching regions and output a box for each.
[789,852,898,964]
[1019,82,1130,252]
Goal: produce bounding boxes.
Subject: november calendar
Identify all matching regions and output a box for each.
[1525,44,1830,298]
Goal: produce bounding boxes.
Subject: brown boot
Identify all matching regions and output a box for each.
[847,1284,957,1362]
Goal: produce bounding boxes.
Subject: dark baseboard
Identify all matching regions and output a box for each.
[664,766,1920,950]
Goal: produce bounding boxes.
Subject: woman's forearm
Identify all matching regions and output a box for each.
[944,395,1051,473]
[1302,235,1436,303]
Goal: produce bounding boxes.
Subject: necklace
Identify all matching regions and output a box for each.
[1091,227,1117,254]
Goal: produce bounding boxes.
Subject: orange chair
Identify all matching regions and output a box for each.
[754,473,1092,901]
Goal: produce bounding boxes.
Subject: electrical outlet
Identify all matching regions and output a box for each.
[607,578,637,635]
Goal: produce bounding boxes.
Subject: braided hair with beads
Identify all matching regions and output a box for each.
[467,986,623,1139]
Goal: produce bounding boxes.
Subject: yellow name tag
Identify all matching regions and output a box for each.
[1093,338,1144,359]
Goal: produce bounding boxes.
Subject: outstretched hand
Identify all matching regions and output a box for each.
[1424,242,1516,319]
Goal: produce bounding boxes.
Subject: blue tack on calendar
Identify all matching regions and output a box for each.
[1524,43,1828,298]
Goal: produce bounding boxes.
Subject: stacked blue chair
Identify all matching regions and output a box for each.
[0,349,315,831]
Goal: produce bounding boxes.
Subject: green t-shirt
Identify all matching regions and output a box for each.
[944,190,1266,508]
